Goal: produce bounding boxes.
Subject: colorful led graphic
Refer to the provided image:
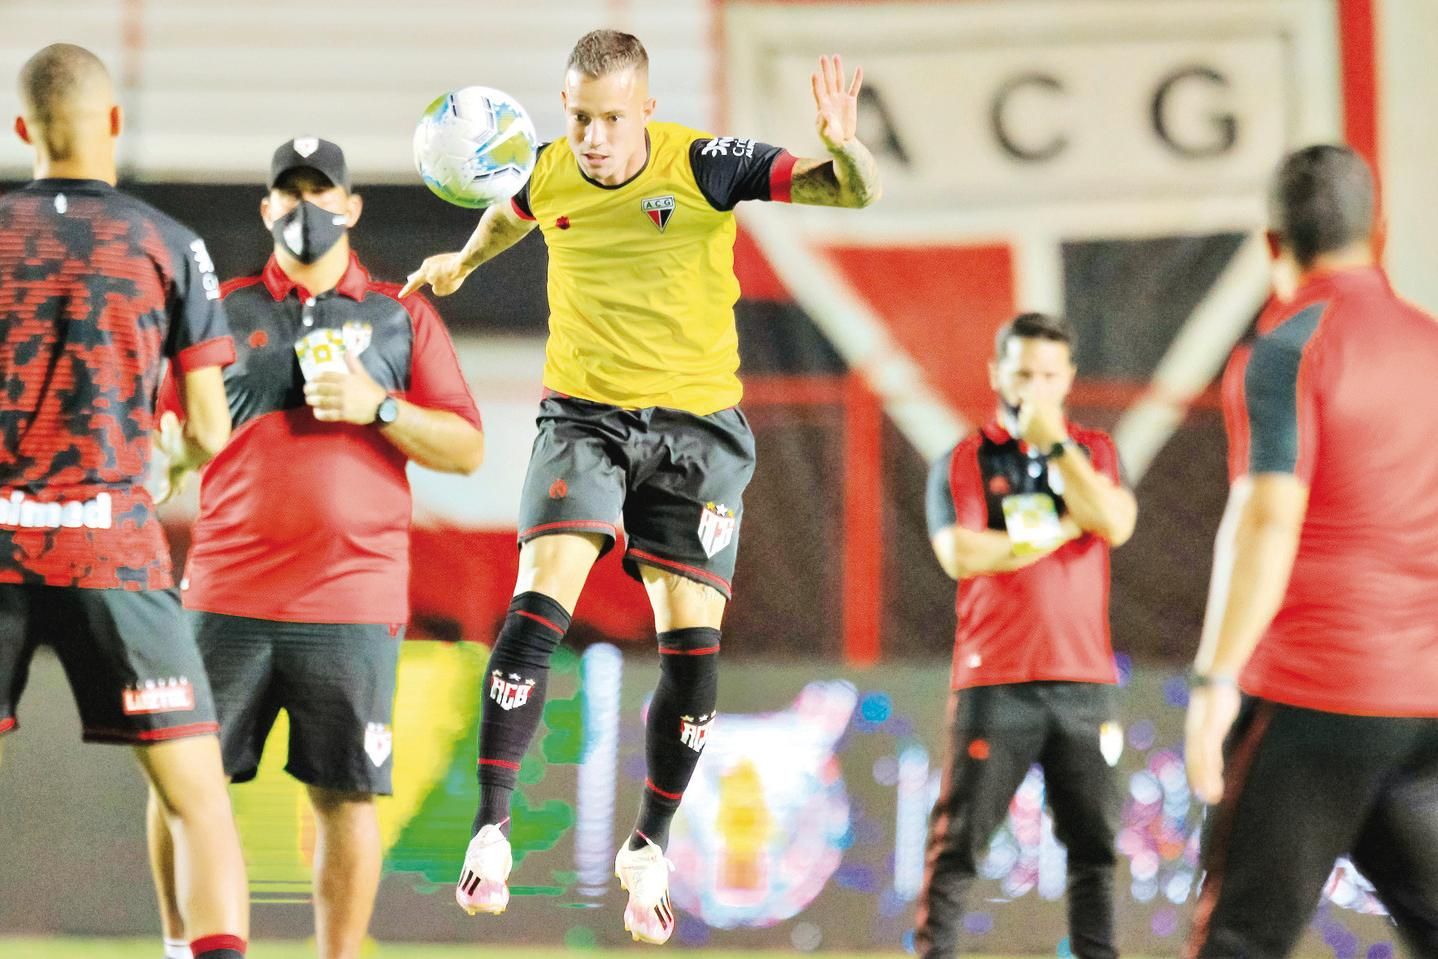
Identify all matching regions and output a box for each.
[222,650,1395,954]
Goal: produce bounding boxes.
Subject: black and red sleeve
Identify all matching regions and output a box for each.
[926,437,987,535]
[1082,430,1127,487]
[161,225,234,372]
[508,142,551,222]
[403,293,483,429]
[688,136,797,210]
[926,449,960,536]
[1223,303,1325,484]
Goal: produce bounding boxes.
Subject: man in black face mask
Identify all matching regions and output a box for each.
[145,137,486,959]
[265,139,358,266]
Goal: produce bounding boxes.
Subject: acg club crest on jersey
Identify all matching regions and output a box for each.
[641,195,676,233]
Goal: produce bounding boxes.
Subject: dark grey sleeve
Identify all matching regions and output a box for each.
[1245,303,1325,475]
[688,136,790,211]
[161,224,232,369]
[925,450,959,537]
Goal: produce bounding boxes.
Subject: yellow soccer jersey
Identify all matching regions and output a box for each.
[512,121,796,415]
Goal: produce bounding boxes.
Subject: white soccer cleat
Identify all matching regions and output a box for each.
[615,837,677,944]
[455,823,512,915]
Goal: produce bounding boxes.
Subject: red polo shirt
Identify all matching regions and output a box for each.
[162,254,480,624]
[1225,266,1438,716]
[927,419,1122,690]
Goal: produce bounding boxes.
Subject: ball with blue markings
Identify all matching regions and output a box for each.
[412,86,538,209]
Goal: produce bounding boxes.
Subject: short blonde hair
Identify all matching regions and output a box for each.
[566,30,648,79]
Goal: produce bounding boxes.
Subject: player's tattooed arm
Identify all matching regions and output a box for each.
[790,142,881,209]
[790,54,881,209]
[401,200,537,298]
[459,200,537,271]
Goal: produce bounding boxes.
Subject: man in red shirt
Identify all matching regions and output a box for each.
[917,312,1137,959]
[146,138,485,959]
[1185,146,1438,956]
[0,44,248,959]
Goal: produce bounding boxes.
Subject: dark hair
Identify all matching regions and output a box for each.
[1269,144,1375,267]
[566,30,648,78]
[272,168,341,195]
[994,311,1075,358]
[18,43,109,124]
[18,43,111,161]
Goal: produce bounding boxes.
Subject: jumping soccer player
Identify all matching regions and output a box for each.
[403,28,880,945]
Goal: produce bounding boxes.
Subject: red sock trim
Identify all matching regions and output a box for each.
[645,778,683,801]
[515,609,567,634]
[191,933,247,956]
[478,757,520,770]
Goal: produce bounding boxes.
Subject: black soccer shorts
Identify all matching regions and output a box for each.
[515,394,757,598]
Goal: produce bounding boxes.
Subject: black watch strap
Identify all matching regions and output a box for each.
[1186,669,1237,692]
[373,396,399,426]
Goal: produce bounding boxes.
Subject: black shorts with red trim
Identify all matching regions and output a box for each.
[0,584,217,744]
[516,395,757,599]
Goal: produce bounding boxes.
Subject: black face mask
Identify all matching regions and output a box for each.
[270,200,348,264]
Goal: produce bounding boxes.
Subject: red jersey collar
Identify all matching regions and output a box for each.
[262,251,370,302]
[980,418,1013,444]
[1291,264,1389,300]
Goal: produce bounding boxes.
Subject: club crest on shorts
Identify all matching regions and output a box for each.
[1100,721,1123,767]
[490,670,537,711]
[641,195,676,233]
[697,502,736,558]
[364,722,393,767]
[341,320,372,355]
[680,712,714,752]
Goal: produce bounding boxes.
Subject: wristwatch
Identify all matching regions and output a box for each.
[372,396,399,426]
[1047,438,1076,459]
[1186,669,1238,691]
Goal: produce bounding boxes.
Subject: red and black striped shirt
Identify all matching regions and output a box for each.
[0,179,233,589]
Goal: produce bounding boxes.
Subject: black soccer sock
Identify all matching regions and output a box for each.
[473,591,571,836]
[190,934,246,959]
[630,627,720,851]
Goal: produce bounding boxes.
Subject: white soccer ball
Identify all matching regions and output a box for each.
[413,86,539,209]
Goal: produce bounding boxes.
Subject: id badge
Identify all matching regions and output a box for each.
[1001,492,1064,555]
[295,328,348,381]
